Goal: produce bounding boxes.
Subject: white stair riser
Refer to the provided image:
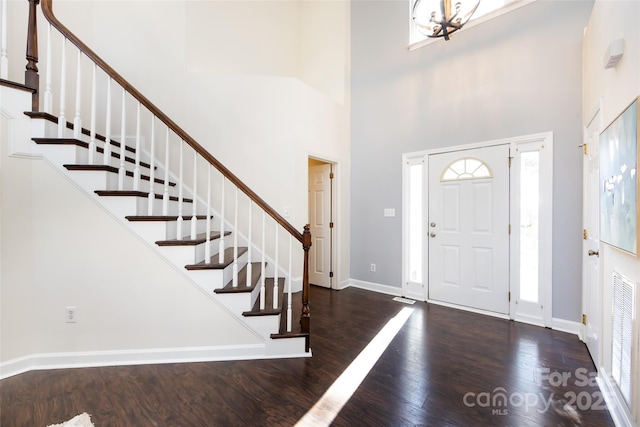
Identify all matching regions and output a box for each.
[184,251,249,293]
[126,219,212,242]
[95,195,193,217]
[265,337,308,356]
[66,169,174,194]
[244,316,281,339]
[212,292,254,315]
[156,241,222,268]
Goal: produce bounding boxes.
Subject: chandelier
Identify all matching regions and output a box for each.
[412,0,481,41]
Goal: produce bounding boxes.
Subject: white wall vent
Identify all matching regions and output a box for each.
[611,271,636,410]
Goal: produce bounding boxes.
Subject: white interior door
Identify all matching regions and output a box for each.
[583,109,602,366]
[428,145,510,314]
[309,162,332,288]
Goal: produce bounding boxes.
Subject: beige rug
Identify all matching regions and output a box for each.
[47,412,94,427]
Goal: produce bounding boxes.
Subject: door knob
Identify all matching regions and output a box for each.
[588,250,599,257]
[430,232,436,238]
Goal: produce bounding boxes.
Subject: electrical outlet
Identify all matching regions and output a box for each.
[65,307,77,323]
[370,263,376,272]
[283,207,291,218]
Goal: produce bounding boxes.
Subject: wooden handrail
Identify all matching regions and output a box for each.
[39,0,303,244]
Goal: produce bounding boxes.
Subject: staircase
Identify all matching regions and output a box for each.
[0,0,310,365]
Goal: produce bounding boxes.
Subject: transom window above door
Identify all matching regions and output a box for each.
[409,0,536,49]
[441,157,492,181]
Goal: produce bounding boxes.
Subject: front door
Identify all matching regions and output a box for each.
[428,145,510,314]
[583,109,602,366]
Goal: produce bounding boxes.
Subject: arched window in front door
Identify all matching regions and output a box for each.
[440,157,493,182]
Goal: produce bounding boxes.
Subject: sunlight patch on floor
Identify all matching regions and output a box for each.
[294,307,414,427]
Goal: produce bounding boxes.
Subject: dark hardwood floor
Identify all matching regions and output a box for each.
[1,286,614,426]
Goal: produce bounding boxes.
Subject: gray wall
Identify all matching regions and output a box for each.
[350,0,594,321]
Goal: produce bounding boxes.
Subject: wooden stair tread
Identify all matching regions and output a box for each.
[156,231,230,246]
[33,138,153,169]
[126,215,211,222]
[64,164,176,186]
[94,190,193,203]
[65,164,118,173]
[243,278,285,316]
[185,246,248,270]
[26,111,134,153]
[215,262,262,294]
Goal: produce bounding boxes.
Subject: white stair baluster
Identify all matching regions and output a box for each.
[147,117,156,214]
[57,38,66,137]
[133,102,141,190]
[218,178,225,264]
[232,187,238,287]
[260,211,266,310]
[205,165,212,261]
[287,234,292,332]
[246,201,252,287]
[273,224,278,309]
[176,140,184,238]
[88,63,96,164]
[73,49,82,139]
[162,128,170,215]
[0,0,7,79]
[103,77,112,165]
[43,23,52,113]
[118,88,126,190]
[190,152,198,240]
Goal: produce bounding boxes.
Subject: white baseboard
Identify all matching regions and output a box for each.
[338,279,402,296]
[0,343,288,380]
[551,318,582,337]
[597,368,636,427]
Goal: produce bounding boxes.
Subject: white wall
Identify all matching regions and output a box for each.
[1,0,351,366]
[1,102,260,366]
[583,1,640,423]
[350,0,594,321]
[48,0,351,287]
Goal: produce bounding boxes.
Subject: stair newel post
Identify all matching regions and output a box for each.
[218,177,225,264]
[103,77,112,165]
[147,117,156,214]
[287,234,292,332]
[1,0,7,79]
[260,211,266,310]
[301,225,311,348]
[190,151,198,240]
[176,140,184,238]
[72,49,81,139]
[117,87,126,190]
[133,102,141,191]
[246,201,252,287]
[43,23,52,113]
[205,164,212,261]
[88,63,96,164]
[273,224,278,309]
[57,38,66,137]
[232,186,238,287]
[25,0,39,111]
[162,128,170,215]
